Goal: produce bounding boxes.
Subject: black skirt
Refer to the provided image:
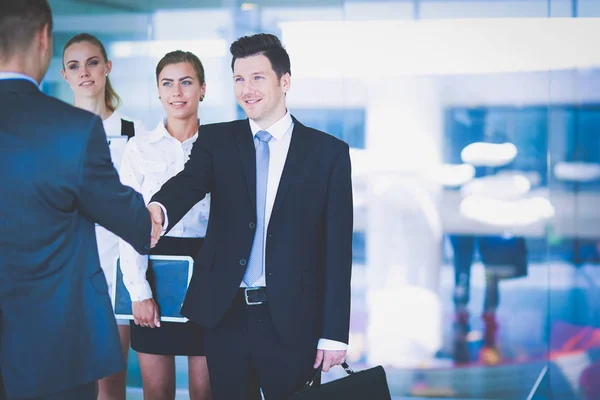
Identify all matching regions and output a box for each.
[130,236,205,356]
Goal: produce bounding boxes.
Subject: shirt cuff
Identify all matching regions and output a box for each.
[317,338,348,351]
[126,281,153,302]
[148,201,168,234]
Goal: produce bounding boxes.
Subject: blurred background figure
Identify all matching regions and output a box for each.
[450,235,528,365]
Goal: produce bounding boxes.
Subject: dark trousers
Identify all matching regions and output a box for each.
[205,291,318,399]
[5,382,96,400]
[450,235,500,311]
[450,235,475,307]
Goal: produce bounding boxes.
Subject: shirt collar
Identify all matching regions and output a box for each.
[147,118,199,144]
[249,110,293,141]
[0,72,39,88]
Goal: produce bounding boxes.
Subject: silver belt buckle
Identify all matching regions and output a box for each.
[244,287,263,305]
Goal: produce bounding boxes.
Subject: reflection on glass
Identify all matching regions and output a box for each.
[42,0,600,398]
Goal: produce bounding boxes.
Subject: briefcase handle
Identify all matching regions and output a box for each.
[301,362,355,390]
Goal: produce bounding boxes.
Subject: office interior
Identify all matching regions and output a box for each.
[46,0,600,398]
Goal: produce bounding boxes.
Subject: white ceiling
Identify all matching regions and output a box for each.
[48,0,354,15]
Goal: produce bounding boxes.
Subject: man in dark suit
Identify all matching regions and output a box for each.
[145,33,353,399]
[0,2,158,399]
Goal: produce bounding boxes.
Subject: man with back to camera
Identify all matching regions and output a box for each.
[0,1,161,399]
[145,33,354,399]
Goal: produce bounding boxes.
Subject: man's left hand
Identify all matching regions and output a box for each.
[313,349,346,373]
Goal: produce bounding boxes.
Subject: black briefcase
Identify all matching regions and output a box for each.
[290,362,391,400]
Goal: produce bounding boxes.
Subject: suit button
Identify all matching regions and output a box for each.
[143,244,150,251]
[249,222,256,229]
[239,259,247,266]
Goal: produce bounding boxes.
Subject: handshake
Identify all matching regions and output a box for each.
[148,203,165,249]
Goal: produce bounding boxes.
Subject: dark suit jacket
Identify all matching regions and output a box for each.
[0,79,151,399]
[152,117,353,346]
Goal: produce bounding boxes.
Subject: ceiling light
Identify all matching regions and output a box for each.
[241,3,257,11]
[461,142,518,167]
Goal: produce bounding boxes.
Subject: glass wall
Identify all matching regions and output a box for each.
[46,1,600,398]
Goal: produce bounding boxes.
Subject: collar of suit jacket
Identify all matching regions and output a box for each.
[0,76,40,93]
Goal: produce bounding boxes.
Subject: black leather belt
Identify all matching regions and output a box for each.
[239,287,267,305]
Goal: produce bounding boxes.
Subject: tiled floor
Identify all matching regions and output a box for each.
[124,390,480,400]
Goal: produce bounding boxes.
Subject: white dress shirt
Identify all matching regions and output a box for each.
[119,120,210,301]
[95,111,144,305]
[241,111,294,287]
[103,111,145,170]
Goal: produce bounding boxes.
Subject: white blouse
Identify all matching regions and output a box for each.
[118,120,210,301]
[95,111,144,301]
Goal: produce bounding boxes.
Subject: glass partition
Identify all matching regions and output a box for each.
[45,1,600,398]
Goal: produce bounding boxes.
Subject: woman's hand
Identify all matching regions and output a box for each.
[132,298,161,328]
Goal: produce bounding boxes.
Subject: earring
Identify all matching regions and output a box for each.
[199,94,205,102]
[158,96,161,99]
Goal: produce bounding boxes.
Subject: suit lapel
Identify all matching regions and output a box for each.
[235,119,257,208]
[271,117,311,218]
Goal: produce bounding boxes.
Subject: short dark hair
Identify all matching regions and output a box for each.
[63,33,121,112]
[156,50,206,85]
[0,0,53,62]
[230,33,291,80]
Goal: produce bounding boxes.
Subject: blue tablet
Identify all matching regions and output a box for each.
[112,255,193,323]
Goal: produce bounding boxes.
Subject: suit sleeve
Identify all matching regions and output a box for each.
[150,127,212,233]
[75,116,151,255]
[321,143,353,344]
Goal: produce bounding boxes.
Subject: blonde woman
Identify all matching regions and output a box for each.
[61,33,143,400]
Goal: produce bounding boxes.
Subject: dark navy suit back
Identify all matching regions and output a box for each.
[0,79,151,399]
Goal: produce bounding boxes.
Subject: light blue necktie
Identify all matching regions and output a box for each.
[243,130,272,286]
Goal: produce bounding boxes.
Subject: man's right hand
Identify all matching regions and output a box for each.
[132,299,161,328]
[148,203,164,248]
